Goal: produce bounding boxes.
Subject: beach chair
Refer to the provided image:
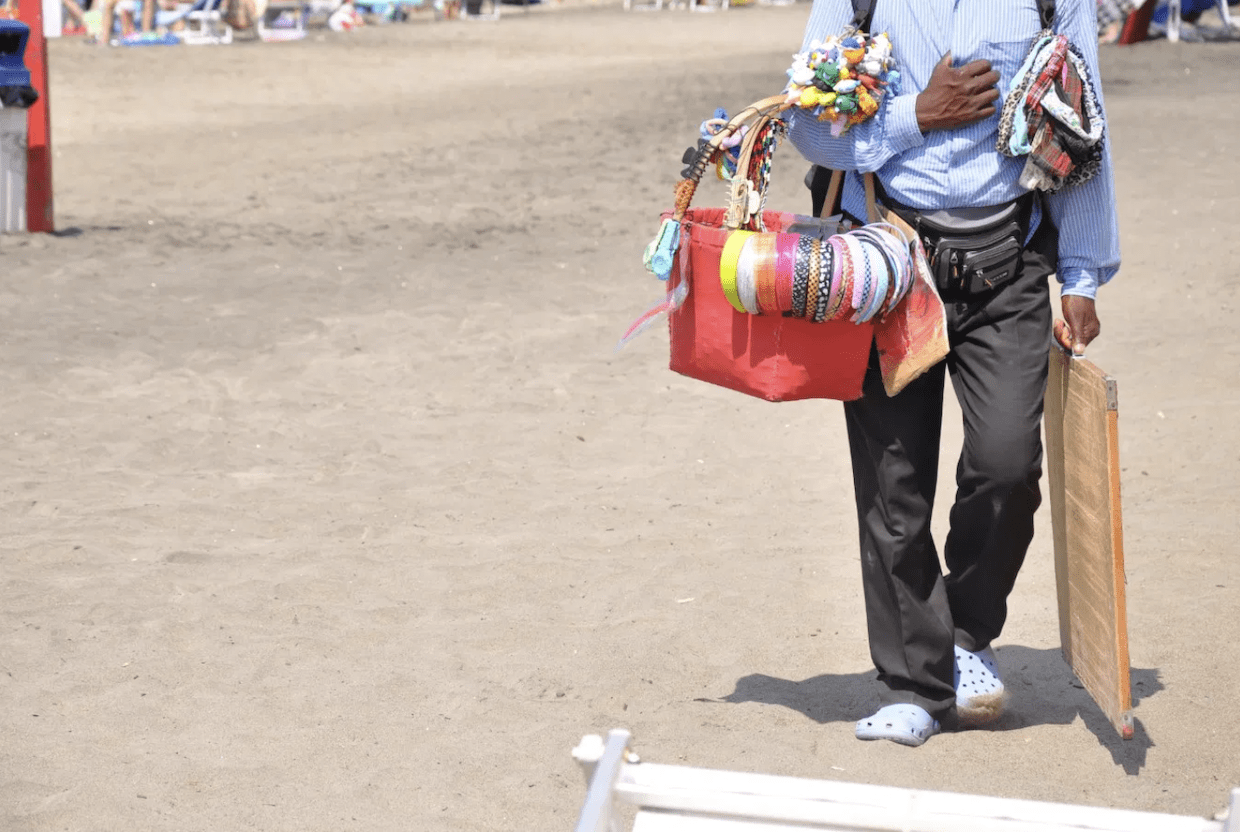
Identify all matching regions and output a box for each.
[574,729,1240,832]
[1163,0,1236,41]
[256,0,307,40]
[157,0,232,43]
[623,0,664,12]
[461,0,533,20]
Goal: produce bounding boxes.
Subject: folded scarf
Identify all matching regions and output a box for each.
[997,32,1105,193]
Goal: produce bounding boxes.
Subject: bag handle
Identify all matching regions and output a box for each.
[864,171,880,223]
[723,107,791,230]
[849,0,876,33]
[822,168,845,219]
[671,93,918,244]
[1038,0,1055,29]
[672,94,790,224]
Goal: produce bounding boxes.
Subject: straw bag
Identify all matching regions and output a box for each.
[658,95,948,402]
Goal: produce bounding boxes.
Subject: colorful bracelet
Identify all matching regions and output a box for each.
[855,235,888,323]
[869,227,906,318]
[735,234,762,315]
[793,235,813,318]
[775,233,798,313]
[814,237,837,323]
[719,230,755,314]
[804,237,822,321]
[833,233,858,323]
[806,239,824,322]
[844,234,871,323]
[822,235,846,322]
[752,233,780,315]
[857,224,913,317]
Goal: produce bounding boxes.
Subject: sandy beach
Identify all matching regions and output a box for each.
[1,6,1239,829]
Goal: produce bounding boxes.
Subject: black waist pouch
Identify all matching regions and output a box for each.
[890,198,1032,296]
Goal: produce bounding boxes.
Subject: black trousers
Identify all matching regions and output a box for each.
[841,220,1058,723]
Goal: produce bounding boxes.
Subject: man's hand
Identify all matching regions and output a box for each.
[915,53,1001,133]
[1054,296,1101,356]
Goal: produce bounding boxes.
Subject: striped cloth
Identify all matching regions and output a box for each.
[787,0,1120,298]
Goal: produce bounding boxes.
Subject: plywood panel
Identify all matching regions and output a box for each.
[1045,347,1133,738]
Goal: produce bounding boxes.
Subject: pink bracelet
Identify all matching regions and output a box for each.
[774,233,798,313]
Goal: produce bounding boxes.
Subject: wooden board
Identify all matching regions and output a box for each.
[1044,347,1133,739]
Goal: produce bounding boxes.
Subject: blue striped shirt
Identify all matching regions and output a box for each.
[787,0,1120,298]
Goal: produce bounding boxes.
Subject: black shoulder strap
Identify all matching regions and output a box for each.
[1038,0,1055,29]
[850,0,875,32]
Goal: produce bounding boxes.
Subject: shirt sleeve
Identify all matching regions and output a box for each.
[788,95,924,174]
[785,0,925,174]
[1043,0,1121,298]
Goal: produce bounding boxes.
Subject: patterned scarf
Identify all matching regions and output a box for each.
[997,33,1105,193]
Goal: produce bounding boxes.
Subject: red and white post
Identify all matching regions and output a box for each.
[16,0,53,233]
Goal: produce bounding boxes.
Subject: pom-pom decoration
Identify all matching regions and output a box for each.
[785,32,899,136]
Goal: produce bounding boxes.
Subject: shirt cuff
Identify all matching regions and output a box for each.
[885,94,925,155]
[1059,268,1099,300]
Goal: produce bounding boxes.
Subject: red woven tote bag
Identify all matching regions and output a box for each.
[667,206,873,402]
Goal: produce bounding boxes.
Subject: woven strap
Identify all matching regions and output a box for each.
[670,92,919,247]
[671,94,791,224]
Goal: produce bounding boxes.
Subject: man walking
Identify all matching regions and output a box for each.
[787,0,1119,746]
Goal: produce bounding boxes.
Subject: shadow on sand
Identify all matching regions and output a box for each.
[712,645,1160,775]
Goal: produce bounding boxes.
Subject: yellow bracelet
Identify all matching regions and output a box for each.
[719,230,756,314]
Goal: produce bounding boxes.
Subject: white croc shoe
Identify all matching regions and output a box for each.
[855,704,940,747]
[954,644,1008,726]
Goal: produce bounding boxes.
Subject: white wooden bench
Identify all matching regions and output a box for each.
[573,729,1238,832]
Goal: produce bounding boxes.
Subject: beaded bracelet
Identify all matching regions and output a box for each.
[808,239,823,323]
[793,236,813,318]
[804,237,822,321]
[812,239,833,323]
